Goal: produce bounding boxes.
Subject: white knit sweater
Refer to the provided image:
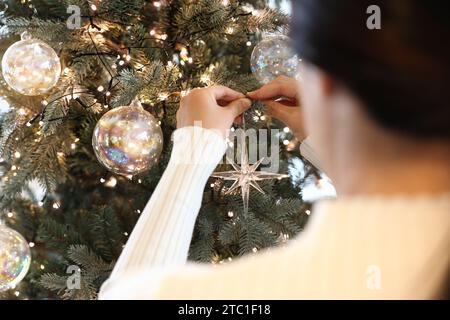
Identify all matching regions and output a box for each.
[99,126,450,300]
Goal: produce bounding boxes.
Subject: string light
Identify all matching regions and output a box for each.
[226,27,234,34]
[153,1,161,8]
[227,211,234,218]
[29,242,35,248]
[305,210,311,215]
[246,41,252,47]
[7,212,14,218]
[149,29,156,36]
[283,139,290,146]
[52,202,60,209]
[41,100,48,106]
[97,85,104,92]
[14,151,21,158]
[90,4,97,11]
[104,176,117,188]
[200,74,210,84]
[100,178,106,183]
[158,93,169,101]
[70,143,76,150]
[283,127,290,133]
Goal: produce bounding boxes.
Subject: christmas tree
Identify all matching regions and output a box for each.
[0,0,318,299]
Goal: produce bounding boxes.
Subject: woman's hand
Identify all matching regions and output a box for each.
[247,76,306,141]
[177,86,252,138]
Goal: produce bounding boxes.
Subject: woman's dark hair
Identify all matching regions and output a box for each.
[291,0,450,139]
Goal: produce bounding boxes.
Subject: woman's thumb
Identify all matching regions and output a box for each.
[227,98,252,117]
[265,100,292,122]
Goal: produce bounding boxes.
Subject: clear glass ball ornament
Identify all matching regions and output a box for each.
[1,32,61,96]
[92,100,164,176]
[0,224,31,291]
[250,34,301,84]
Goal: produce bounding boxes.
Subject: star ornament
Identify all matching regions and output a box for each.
[211,132,289,214]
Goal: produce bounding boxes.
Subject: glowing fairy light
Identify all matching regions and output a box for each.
[159,93,169,101]
[104,176,117,188]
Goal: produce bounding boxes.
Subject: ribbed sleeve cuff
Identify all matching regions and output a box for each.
[170,126,227,167]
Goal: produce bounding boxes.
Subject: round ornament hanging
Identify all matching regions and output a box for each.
[92,99,163,176]
[1,31,61,96]
[250,34,301,84]
[0,224,31,291]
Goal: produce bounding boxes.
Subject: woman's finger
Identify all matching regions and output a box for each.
[247,76,298,101]
[226,98,252,118]
[209,85,245,102]
[264,100,296,123]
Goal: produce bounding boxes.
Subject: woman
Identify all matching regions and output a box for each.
[99,0,450,299]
